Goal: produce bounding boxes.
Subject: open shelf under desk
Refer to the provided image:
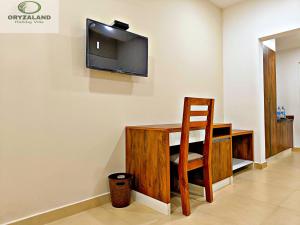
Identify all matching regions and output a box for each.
[232,158,253,171]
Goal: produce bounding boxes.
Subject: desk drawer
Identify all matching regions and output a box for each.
[212,138,232,183]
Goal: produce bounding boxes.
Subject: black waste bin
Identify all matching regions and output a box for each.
[108,173,133,208]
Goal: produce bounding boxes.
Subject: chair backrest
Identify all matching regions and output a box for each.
[179,97,215,168]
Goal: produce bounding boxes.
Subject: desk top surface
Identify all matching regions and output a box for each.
[126,123,232,133]
[232,129,254,136]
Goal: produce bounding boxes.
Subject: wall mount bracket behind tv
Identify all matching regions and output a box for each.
[112,20,129,30]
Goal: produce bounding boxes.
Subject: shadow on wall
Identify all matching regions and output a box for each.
[89,70,134,95]
[88,56,155,96]
[94,130,126,194]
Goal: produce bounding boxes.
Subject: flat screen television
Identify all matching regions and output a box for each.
[86,18,148,77]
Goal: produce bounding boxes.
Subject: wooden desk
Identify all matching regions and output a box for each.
[126,123,233,205]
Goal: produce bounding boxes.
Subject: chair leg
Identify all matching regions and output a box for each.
[203,166,213,203]
[178,169,191,216]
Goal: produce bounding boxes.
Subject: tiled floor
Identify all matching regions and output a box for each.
[47,150,300,225]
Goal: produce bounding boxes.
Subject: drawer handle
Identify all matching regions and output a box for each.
[213,137,230,143]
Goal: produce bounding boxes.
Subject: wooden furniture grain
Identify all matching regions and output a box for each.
[126,122,232,207]
[126,128,170,203]
[212,125,232,183]
[169,97,214,216]
[263,46,294,158]
[263,46,277,158]
[232,130,254,170]
[274,117,294,154]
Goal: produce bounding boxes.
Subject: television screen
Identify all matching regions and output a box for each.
[86,19,148,77]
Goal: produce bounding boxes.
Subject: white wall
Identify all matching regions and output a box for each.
[276,48,300,147]
[0,0,223,223]
[223,0,300,163]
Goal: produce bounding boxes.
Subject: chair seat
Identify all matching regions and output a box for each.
[170,153,203,164]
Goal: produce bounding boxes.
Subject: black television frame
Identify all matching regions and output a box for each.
[86,18,148,77]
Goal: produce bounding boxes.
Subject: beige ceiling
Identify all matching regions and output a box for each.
[209,0,247,8]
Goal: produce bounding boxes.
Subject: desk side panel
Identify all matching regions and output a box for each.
[126,128,170,203]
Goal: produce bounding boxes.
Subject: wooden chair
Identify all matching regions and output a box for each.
[170,97,214,216]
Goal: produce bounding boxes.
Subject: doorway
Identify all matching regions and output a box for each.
[262,30,300,158]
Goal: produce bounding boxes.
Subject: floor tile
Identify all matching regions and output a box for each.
[260,207,300,225]
[47,207,129,225]
[194,193,276,225]
[234,167,300,190]
[280,190,300,213]
[47,151,300,225]
[100,202,165,225]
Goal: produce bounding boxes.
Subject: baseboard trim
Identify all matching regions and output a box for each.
[292,147,300,152]
[189,176,233,196]
[131,191,171,215]
[254,162,268,169]
[213,176,233,192]
[132,176,233,216]
[6,193,110,225]
[191,176,233,194]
